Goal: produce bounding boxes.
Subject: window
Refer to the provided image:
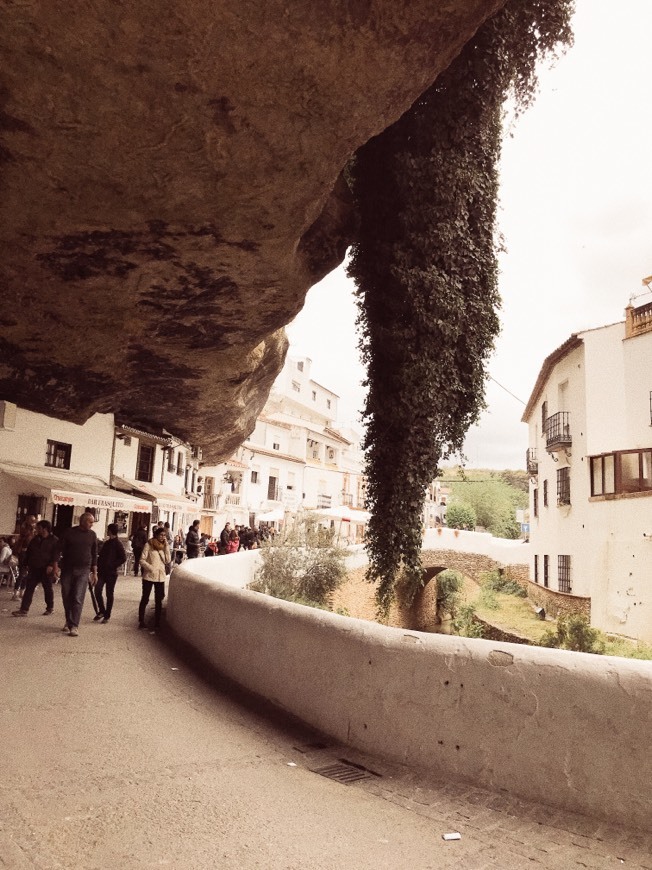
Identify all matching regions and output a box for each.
[543,555,549,588]
[287,472,295,491]
[533,488,539,518]
[176,451,184,476]
[590,454,615,496]
[136,443,155,482]
[297,361,304,372]
[326,399,331,409]
[541,400,548,437]
[251,470,259,484]
[556,467,571,505]
[312,390,317,401]
[558,555,571,593]
[45,440,71,469]
[543,479,548,507]
[292,380,301,393]
[267,475,279,501]
[272,442,280,451]
[167,448,176,472]
[590,450,652,496]
[534,554,539,584]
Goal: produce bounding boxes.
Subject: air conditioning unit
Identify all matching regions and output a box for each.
[191,445,203,460]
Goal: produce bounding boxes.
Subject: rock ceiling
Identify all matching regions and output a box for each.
[1,0,505,461]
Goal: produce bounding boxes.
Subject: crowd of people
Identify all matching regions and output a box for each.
[1,514,277,636]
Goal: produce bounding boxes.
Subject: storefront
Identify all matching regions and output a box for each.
[0,463,151,538]
[111,476,200,537]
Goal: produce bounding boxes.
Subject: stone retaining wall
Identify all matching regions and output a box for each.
[168,562,652,830]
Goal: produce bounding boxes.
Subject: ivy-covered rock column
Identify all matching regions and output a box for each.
[348,0,574,614]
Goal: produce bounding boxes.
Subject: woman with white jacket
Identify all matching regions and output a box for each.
[138,527,170,631]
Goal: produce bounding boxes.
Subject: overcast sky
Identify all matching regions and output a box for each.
[287,0,652,469]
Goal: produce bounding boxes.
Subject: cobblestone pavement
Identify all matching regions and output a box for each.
[1,579,650,869]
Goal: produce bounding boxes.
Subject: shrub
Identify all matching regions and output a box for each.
[248,517,346,608]
[477,586,499,611]
[435,569,463,619]
[452,603,485,638]
[540,614,605,654]
[481,569,527,598]
[445,503,476,531]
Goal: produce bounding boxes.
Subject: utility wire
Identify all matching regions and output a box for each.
[489,375,526,405]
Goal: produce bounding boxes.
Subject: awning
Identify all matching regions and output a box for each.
[257,508,285,522]
[308,506,371,523]
[112,476,201,515]
[0,464,152,512]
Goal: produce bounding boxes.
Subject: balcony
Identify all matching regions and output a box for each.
[341,492,353,507]
[544,411,571,452]
[317,494,332,509]
[526,448,538,475]
[202,493,220,511]
[224,493,241,506]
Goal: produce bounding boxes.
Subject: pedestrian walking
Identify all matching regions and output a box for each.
[93,523,127,624]
[59,512,98,637]
[130,524,148,576]
[11,520,59,617]
[138,527,170,631]
[11,514,37,599]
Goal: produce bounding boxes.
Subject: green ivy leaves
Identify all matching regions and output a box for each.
[348,0,574,615]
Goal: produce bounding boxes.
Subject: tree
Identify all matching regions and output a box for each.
[445,503,476,531]
[435,569,463,621]
[249,518,346,608]
[348,0,573,614]
[449,476,526,538]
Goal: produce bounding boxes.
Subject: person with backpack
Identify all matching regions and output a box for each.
[93,523,127,624]
[130,524,148,576]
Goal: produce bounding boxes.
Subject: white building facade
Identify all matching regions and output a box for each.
[523,300,652,643]
[0,402,199,542]
[197,356,367,540]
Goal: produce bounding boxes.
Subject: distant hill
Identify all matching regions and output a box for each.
[438,466,529,494]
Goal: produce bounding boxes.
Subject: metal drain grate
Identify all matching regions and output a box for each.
[310,759,378,785]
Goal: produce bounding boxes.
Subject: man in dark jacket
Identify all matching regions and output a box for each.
[12,520,59,617]
[185,520,201,559]
[94,523,127,624]
[130,525,148,576]
[219,522,231,555]
[59,512,98,636]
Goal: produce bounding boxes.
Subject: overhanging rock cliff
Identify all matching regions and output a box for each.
[1,0,505,461]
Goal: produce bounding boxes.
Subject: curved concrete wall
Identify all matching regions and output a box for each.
[168,558,652,830]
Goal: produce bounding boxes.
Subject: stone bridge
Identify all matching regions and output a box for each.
[395,548,528,633]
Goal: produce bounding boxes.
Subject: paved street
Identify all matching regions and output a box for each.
[1,577,650,870]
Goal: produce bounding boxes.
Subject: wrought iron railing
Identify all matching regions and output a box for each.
[526,448,538,474]
[545,411,571,450]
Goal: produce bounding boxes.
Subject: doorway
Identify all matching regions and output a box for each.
[51,504,74,539]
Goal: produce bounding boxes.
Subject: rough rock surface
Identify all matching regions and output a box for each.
[1,1,505,461]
